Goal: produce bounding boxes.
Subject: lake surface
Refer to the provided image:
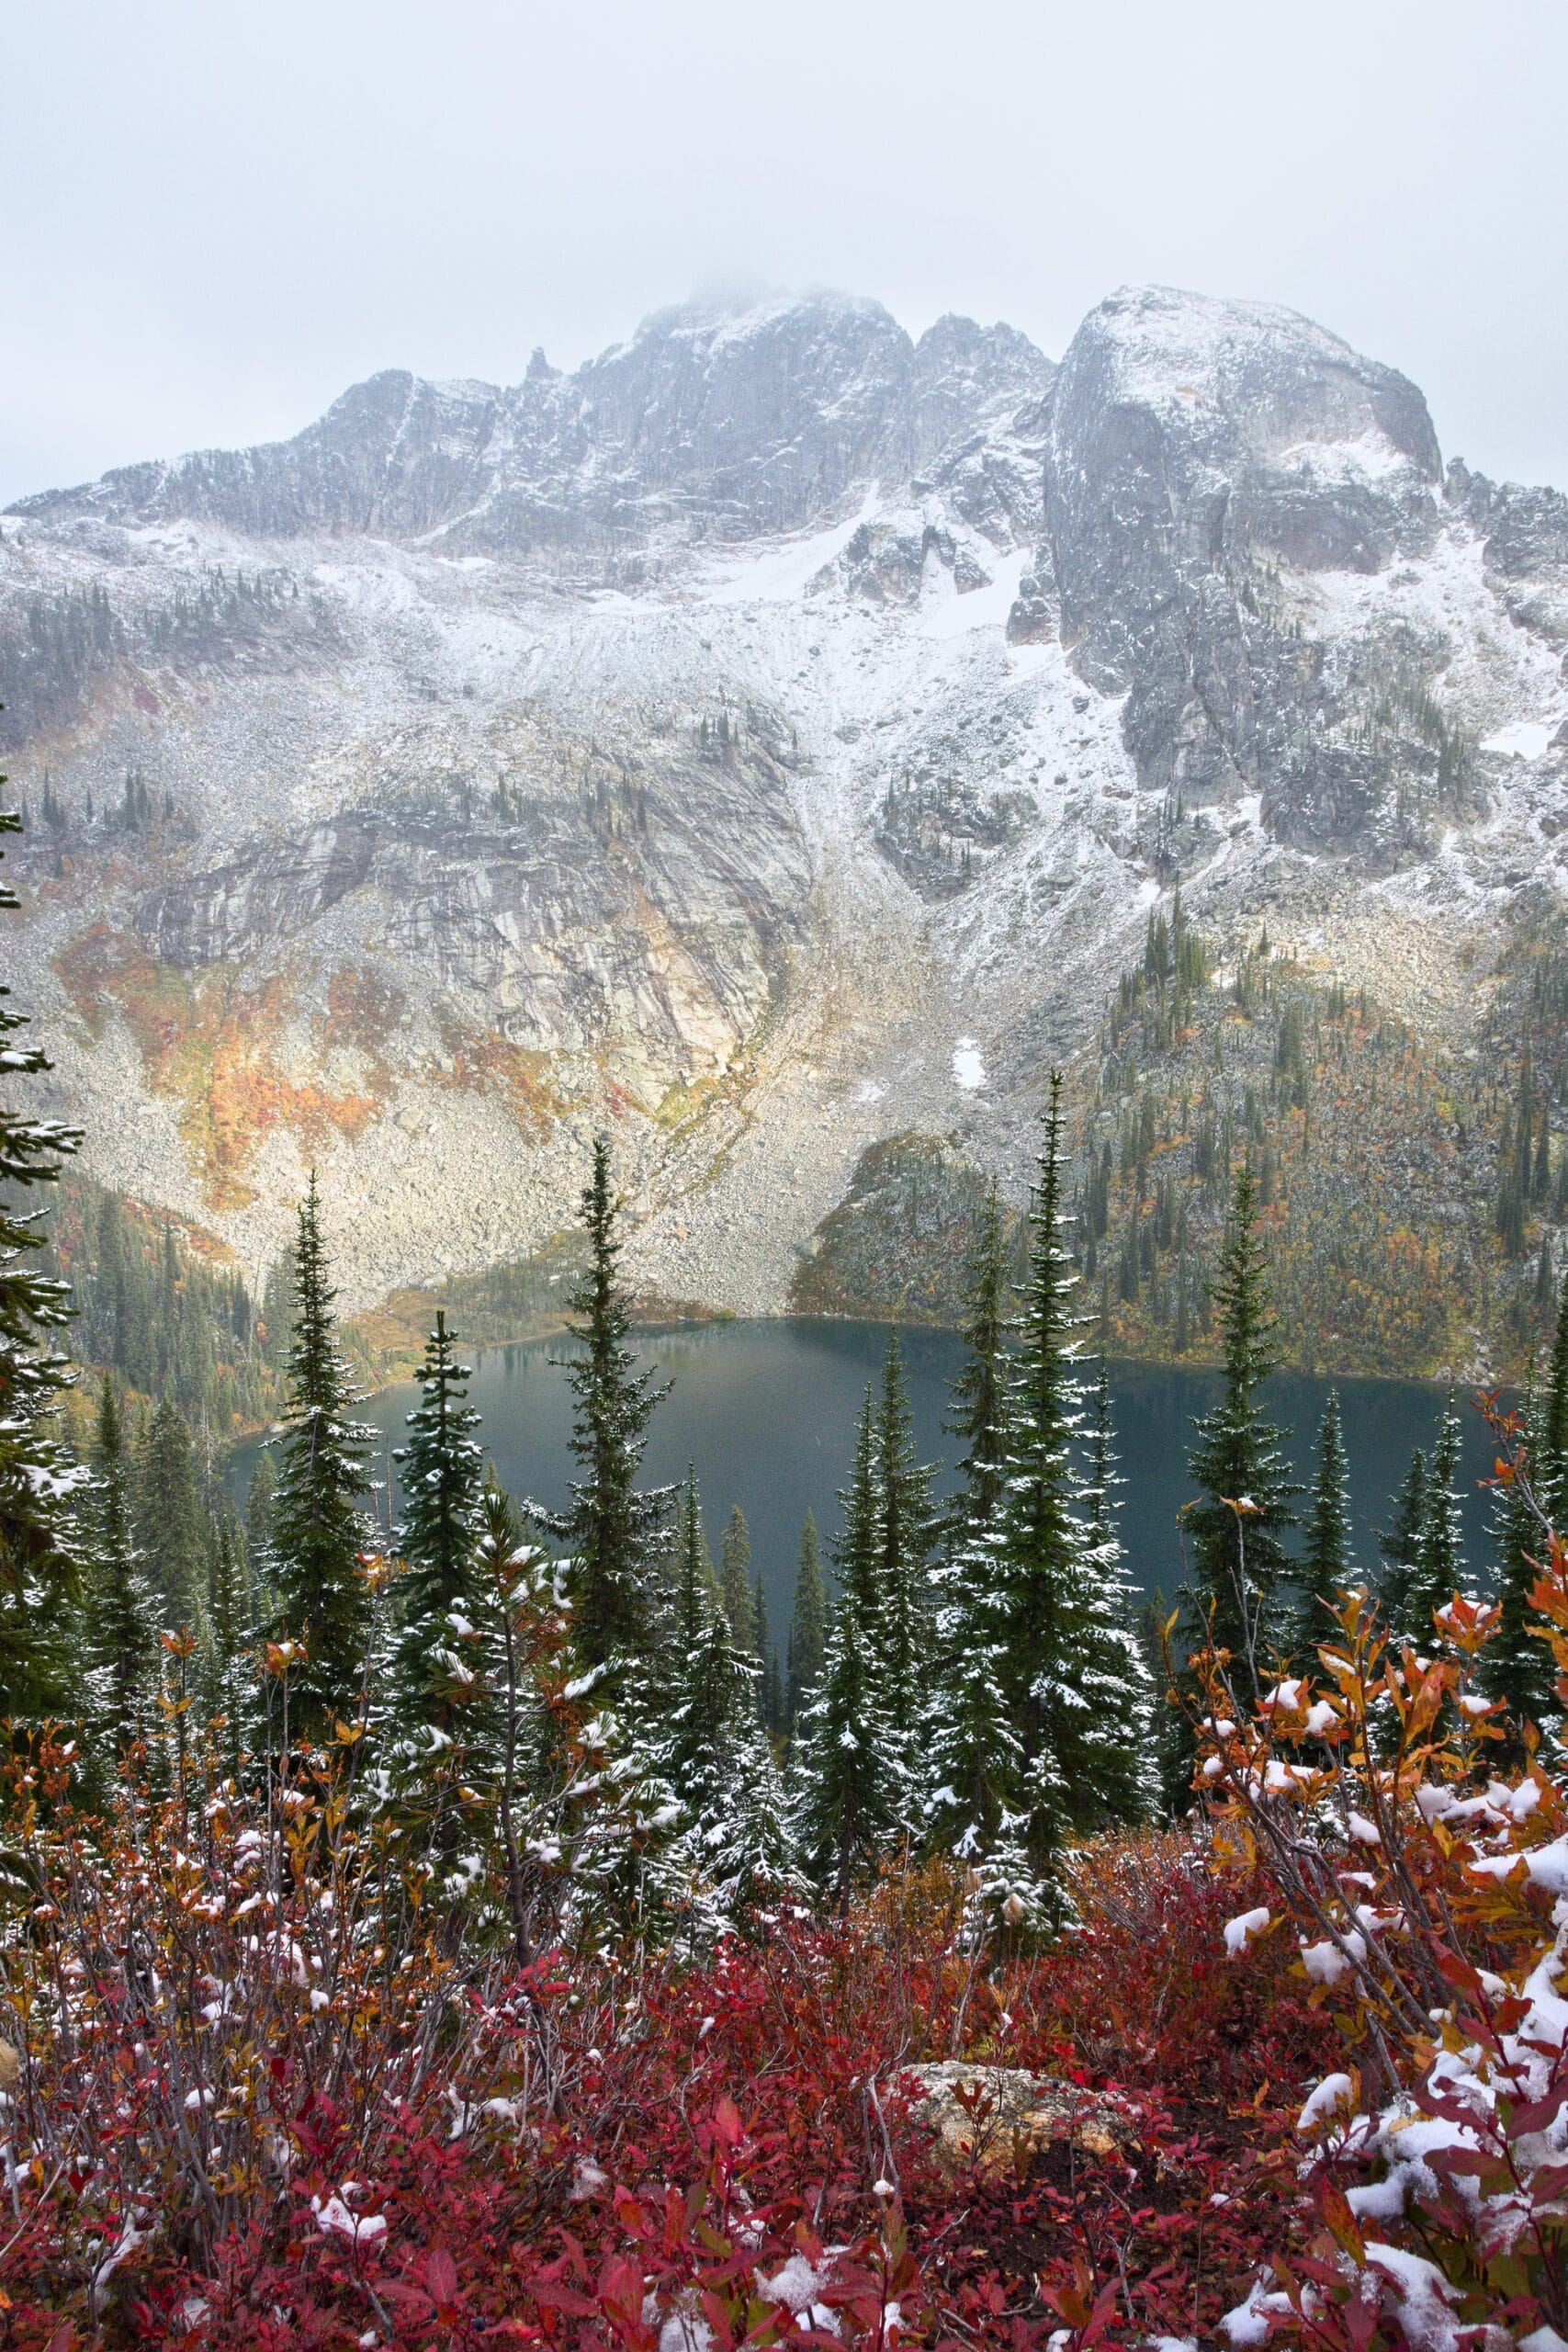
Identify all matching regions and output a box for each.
[242,1320,1506,1647]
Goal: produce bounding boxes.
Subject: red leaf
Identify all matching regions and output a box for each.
[426,2245,459,2304]
[710,2093,743,2152]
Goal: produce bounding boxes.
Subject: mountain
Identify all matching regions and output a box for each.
[4,284,1567,1371]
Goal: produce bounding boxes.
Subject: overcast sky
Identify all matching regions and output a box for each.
[6,0,1566,504]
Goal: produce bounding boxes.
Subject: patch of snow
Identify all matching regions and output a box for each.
[703,490,880,605]
[919,548,1031,640]
[952,1040,986,1091]
[1483,718,1557,760]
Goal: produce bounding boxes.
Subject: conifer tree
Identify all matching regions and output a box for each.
[1084,1358,1119,1542]
[555,1138,671,1684]
[673,1465,710,1650]
[1075,1360,1157,1826]
[1296,1387,1352,1650]
[390,1313,485,1735]
[1185,1160,1298,1684]
[1377,1446,1428,1632]
[1483,1391,1558,1746]
[998,1073,1148,1873]
[1402,1392,1472,1637]
[664,1465,792,1929]
[134,1395,207,1625]
[269,1173,374,1737]
[795,1389,902,1903]
[719,1504,756,1651]
[927,1185,1034,1914]
[945,1180,1011,1535]
[0,760,85,1718]
[245,1449,276,1561]
[752,1569,779,1733]
[871,1330,934,1751]
[200,1504,253,1761]
[84,1376,154,1759]
[1540,1282,1568,1521]
[786,1510,827,1728]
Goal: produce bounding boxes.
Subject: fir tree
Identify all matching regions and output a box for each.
[926,1416,1031,1919]
[269,1173,374,1737]
[871,1330,934,1750]
[672,1465,712,1650]
[1084,1358,1119,1542]
[1296,1388,1352,1651]
[245,1448,276,1559]
[752,1569,778,1733]
[794,1389,902,1903]
[1377,1446,1428,1632]
[945,1180,1011,1534]
[719,1504,756,1651]
[663,1465,792,1930]
[200,1505,253,1762]
[1540,1282,1568,1522]
[1074,1359,1157,1826]
[554,1138,671,1684]
[389,1313,485,1735]
[998,1073,1148,1871]
[84,1377,154,1759]
[1185,1160,1298,1687]
[0,759,85,1717]
[1483,1391,1558,1747]
[786,1510,827,1729]
[1402,1392,1471,1638]
[134,1395,207,1625]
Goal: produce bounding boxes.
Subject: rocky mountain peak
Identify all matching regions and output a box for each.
[1066,284,1440,480]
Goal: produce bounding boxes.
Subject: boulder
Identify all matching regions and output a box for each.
[902,2061,1133,2181]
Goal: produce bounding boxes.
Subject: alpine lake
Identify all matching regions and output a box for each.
[237,1320,1507,1644]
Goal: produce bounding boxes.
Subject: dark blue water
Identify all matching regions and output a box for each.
[240,1322,1506,1645]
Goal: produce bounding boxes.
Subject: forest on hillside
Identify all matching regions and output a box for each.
[798,896,1568,1386]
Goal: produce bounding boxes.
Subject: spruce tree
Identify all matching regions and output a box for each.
[389,1313,485,1735]
[269,1173,374,1737]
[0,761,85,1718]
[1377,1446,1428,1633]
[1296,1388,1352,1651]
[998,1073,1149,1870]
[1185,1160,1298,1685]
[1540,1282,1568,1522]
[945,1180,1011,1535]
[134,1395,207,1625]
[719,1505,756,1651]
[245,1449,276,1561]
[752,1569,780,1733]
[794,1389,902,1902]
[555,1138,671,1683]
[1075,1359,1156,1826]
[786,1510,827,1729]
[1483,1392,1558,1747]
[84,1377,154,1759]
[871,1330,934,1751]
[200,1504,253,1761]
[1402,1393,1471,1639]
[664,1465,792,1930]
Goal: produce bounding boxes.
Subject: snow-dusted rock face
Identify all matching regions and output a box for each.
[1042,287,1448,831]
[1,284,1565,1309]
[14,293,1054,563]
